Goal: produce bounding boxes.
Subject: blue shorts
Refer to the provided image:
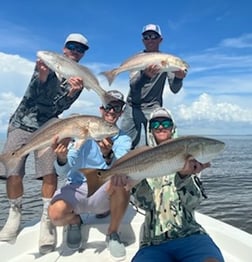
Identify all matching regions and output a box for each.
[132,233,224,262]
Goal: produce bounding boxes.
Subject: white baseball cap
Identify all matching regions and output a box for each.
[107,90,125,105]
[142,24,162,36]
[150,107,172,120]
[65,33,89,50]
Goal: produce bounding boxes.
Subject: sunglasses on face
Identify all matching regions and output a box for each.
[150,118,174,129]
[65,42,86,54]
[143,34,160,40]
[103,103,123,113]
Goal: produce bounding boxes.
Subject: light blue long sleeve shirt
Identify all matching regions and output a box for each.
[54,129,131,184]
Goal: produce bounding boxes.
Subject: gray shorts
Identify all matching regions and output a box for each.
[2,125,56,178]
[51,181,110,215]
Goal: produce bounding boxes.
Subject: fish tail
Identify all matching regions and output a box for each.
[0,152,19,177]
[100,70,116,86]
[79,168,107,197]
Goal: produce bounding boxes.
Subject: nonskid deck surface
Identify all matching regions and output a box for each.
[0,205,142,262]
[0,205,252,262]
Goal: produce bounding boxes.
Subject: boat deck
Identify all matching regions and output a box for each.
[1,205,252,262]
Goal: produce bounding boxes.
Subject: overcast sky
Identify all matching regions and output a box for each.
[0,0,252,137]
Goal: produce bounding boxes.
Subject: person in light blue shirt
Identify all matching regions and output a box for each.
[48,90,131,261]
[55,131,130,185]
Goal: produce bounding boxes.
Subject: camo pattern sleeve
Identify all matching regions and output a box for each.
[131,179,155,211]
[131,174,206,247]
[9,68,82,131]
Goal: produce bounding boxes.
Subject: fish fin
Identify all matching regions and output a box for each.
[79,168,108,197]
[100,70,116,86]
[83,85,91,91]
[37,147,51,157]
[55,72,64,82]
[112,146,151,167]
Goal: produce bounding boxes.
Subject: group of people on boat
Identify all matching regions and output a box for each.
[0,23,224,262]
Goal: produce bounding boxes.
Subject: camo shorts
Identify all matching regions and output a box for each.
[2,125,56,178]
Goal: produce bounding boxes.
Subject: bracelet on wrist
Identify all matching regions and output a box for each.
[57,159,66,166]
[103,150,114,160]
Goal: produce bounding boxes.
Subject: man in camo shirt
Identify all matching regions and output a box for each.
[0,33,89,254]
[131,107,224,262]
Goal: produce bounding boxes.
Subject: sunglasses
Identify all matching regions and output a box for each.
[103,103,123,113]
[150,119,174,129]
[143,34,160,40]
[65,42,87,54]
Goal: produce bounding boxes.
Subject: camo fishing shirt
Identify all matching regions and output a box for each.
[9,67,82,132]
[131,173,207,247]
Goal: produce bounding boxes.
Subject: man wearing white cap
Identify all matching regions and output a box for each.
[131,107,224,262]
[48,90,131,260]
[120,24,187,149]
[0,33,89,254]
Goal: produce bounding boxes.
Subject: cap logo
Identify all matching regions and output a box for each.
[142,24,162,36]
[146,25,156,31]
[108,90,124,101]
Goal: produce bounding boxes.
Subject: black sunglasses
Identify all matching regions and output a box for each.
[143,34,160,40]
[102,103,123,113]
[65,42,87,54]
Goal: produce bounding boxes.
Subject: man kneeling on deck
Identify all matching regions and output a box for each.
[48,90,131,260]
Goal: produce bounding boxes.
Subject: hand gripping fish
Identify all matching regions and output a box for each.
[37,51,116,105]
[0,115,119,177]
[100,52,190,85]
[79,136,225,197]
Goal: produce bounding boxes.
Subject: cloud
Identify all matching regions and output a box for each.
[0,47,252,137]
[219,33,252,48]
[178,93,252,122]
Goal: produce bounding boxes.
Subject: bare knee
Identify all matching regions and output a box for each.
[48,203,61,224]
[48,200,68,226]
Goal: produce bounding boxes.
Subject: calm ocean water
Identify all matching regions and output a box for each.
[0,135,252,234]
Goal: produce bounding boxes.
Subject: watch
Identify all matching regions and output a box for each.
[103,150,114,160]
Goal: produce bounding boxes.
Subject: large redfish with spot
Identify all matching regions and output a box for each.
[37,51,115,105]
[80,136,225,197]
[100,52,189,85]
[0,115,119,176]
